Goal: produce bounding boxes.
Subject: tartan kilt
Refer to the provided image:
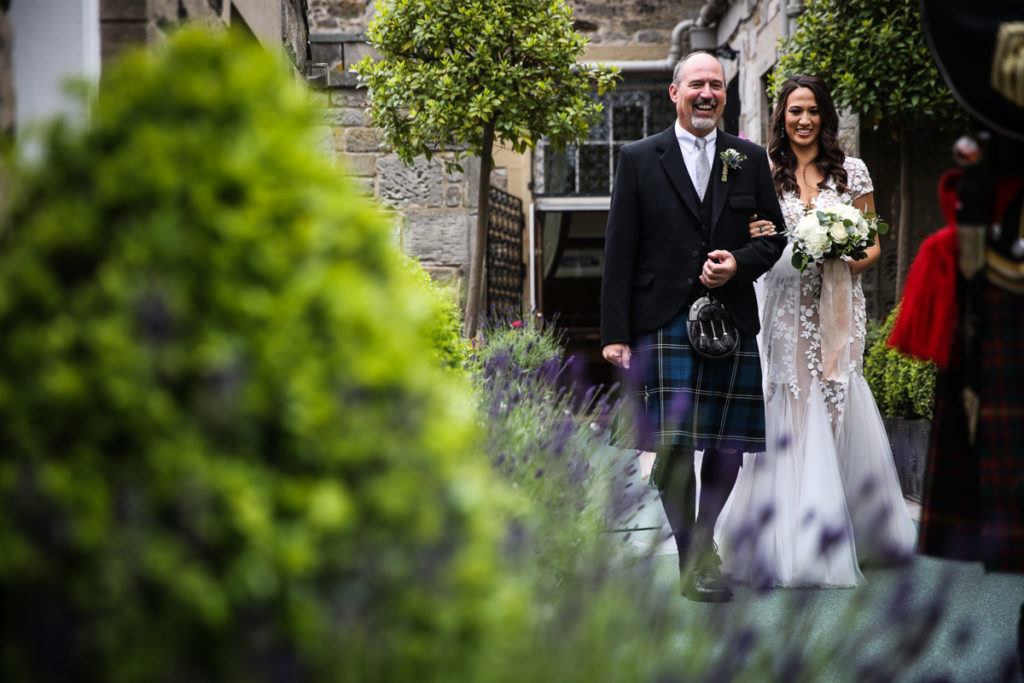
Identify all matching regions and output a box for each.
[918,282,1024,572]
[629,307,767,458]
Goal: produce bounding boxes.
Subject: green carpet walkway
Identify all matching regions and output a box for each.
[600,448,1023,682]
[643,552,1024,681]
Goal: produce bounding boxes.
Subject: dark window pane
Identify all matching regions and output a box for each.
[536,82,681,196]
[612,90,648,141]
[648,86,677,133]
[578,144,609,194]
[543,146,576,194]
[587,94,612,141]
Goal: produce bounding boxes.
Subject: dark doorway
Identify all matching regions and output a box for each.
[536,208,613,392]
[723,76,740,136]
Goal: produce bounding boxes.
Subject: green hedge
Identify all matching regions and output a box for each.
[0,27,515,682]
[864,305,937,419]
[405,257,473,372]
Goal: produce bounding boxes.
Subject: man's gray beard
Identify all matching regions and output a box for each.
[691,114,718,131]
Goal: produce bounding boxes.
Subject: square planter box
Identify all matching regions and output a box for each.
[883,417,931,503]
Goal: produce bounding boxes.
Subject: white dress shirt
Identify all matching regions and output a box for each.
[674,121,717,196]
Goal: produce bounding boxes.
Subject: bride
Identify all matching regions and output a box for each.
[714,74,917,588]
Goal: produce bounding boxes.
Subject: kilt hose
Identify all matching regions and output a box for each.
[919,282,1024,572]
[631,308,767,489]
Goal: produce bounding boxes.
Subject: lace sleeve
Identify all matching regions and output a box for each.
[844,157,874,200]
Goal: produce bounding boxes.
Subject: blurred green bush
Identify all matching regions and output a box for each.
[405,258,473,372]
[864,306,937,419]
[0,27,517,682]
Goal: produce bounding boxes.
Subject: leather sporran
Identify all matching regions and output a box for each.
[687,295,739,359]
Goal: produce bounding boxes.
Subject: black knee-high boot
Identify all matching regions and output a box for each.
[659,447,735,602]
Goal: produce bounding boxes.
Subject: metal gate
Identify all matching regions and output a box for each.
[486,186,525,315]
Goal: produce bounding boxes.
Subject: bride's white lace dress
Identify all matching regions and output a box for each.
[715,157,917,588]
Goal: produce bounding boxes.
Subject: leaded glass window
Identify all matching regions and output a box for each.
[534,82,677,196]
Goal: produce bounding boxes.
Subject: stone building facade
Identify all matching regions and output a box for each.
[4,0,308,134]
[99,0,309,66]
[304,27,486,293]
[304,0,956,381]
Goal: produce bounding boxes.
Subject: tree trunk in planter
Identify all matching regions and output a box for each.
[883,417,931,503]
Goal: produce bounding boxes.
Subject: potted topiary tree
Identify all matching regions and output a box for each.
[864,305,937,502]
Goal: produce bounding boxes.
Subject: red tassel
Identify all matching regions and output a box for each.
[888,169,963,369]
[888,226,958,368]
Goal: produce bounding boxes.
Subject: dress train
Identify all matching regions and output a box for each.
[716,381,865,588]
[836,377,918,563]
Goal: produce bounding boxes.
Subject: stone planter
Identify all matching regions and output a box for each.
[883,417,932,503]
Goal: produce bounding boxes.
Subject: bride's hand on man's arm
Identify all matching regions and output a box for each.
[748,213,777,238]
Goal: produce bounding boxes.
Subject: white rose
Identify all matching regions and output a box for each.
[850,217,871,241]
[793,212,831,259]
[828,219,850,244]
[794,213,820,241]
[831,203,861,222]
[804,230,830,259]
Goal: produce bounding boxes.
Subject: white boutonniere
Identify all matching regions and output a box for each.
[720,148,747,182]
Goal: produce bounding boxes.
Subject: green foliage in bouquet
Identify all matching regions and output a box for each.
[864,305,937,419]
[0,27,518,683]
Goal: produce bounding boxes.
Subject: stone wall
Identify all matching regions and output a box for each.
[306,0,702,46]
[311,38,484,296]
[306,0,491,297]
[307,0,374,34]
[279,0,308,65]
[99,0,220,63]
[99,0,308,67]
[569,0,698,45]
[0,5,12,138]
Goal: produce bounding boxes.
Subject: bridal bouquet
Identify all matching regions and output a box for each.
[790,202,889,272]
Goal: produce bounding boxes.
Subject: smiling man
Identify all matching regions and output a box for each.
[672,53,725,133]
[600,52,786,602]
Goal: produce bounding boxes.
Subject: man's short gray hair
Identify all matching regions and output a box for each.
[672,51,726,86]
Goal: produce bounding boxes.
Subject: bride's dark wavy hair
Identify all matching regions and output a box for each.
[768,74,847,197]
